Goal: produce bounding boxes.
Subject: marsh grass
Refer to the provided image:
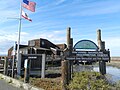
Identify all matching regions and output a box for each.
[19,71,120,90]
[106,61,120,68]
[68,71,115,90]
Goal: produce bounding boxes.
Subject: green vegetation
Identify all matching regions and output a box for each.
[68,71,118,90]
[111,80,120,89]
[20,71,120,90]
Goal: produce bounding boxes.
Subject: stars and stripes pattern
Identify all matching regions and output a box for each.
[22,0,36,12]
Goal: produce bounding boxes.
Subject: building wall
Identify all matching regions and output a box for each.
[0,56,7,60]
[28,39,40,47]
[56,44,67,50]
[8,47,13,59]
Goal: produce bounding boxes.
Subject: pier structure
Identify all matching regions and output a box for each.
[1,27,110,84]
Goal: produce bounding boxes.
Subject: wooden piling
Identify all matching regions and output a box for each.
[101,41,106,75]
[97,29,102,50]
[66,27,73,55]
[3,58,8,75]
[101,41,105,51]
[62,60,69,90]
[97,29,106,75]
[69,38,73,55]
[102,61,106,75]
[66,27,73,80]
[71,60,73,78]
[12,55,15,78]
[62,27,73,89]
[67,61,71,81]
[99,61,106,75]
[97,29,101,41]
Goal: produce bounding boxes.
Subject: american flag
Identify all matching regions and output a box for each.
[22,0,36,12]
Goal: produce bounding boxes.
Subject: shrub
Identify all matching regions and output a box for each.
[68,71,111,90]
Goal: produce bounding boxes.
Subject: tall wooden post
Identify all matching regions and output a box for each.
[99,60,106,75]
[101,41,106,75]
[101,41,105,51]
[67,27,72,81]
[67,27,71,50]
[102,60,106,74]
[62,60,69,90]
[108,49,110,62]
[69,38,73,55]
[97,29,102,50]
[97,29,106,75]
[4,58,8,75]
[70,38,73,78]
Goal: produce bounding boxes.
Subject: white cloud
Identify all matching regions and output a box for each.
[105,37,120,48]
[0,0,120,57]
[0,29,30,55]
[0,40,13,55]
[55,0,66,5]
[95,37,120,56]
[27,30,66,44]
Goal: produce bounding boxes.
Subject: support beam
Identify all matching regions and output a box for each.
[68,60,71,81]
[71,60,73,78]
[17,53,22,77]
[41,54,46,78]
[99,61,106,75]
[12,55,15,78]
[66,28,73,81]
[101,41,105,51]
[12,42,17,78]
[4,58,8,75]
[97,29,107,75]
[62,60,69,90]
[69,38,73,55]
[24,59,30,83]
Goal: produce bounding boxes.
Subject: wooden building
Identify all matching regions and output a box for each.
[7,38,67,76]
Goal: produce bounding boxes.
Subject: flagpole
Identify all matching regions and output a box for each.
[17,0,22,77]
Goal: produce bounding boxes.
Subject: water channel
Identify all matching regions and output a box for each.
[94,66,120,82]
[74,65,120,82]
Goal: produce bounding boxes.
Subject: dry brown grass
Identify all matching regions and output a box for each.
[107,60,120,68]
[29,77,62,90]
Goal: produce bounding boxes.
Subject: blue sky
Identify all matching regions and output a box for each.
[0,0,120,56]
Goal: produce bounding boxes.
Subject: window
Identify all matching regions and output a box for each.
[74,40,98,51]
